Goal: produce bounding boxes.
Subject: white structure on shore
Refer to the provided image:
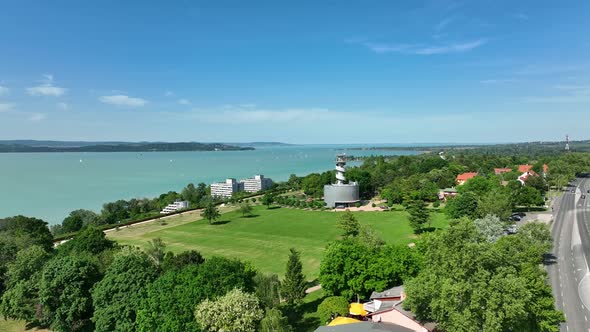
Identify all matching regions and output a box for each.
[160,200,189,214]
[240,174,273,193]
[210,175,273,198]
[324,154,360,208]
[211,178,244,198]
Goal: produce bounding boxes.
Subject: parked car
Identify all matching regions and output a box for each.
[587,189,590,193]
[582,195,586,199]
[507,225,518,234]
[509,215,522,222]
[512,212,526,218]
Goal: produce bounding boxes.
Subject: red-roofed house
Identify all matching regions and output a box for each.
[518,165,533,173]
[543,164,549,174]
[494,168,512,175]
[456,172,478,185]
[518,170,539,185]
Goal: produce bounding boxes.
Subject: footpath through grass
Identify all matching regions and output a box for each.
[108,205,449,279]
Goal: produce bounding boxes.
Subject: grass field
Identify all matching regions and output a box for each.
[0,319,51,332]
[108,205,449,279]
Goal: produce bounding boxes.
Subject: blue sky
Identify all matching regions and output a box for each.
[0,0,588,144]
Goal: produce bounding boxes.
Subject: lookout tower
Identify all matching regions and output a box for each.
[565,134,570,152]
[324,154,360,208]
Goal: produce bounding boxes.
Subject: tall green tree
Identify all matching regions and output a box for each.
[92,249,158,332]
[239,201,254,217]
[407,200,430,234]
[58,225,115,256]
[201,200,221,224]
[61,209,100,234]
[477,189,513,220]
[337,210,360,238]
[0,245,51,323]
[445,192,479,219]
[261,193,275,209]
[39,255,101,332]
[195,288,263,332]
[281,248,307,305]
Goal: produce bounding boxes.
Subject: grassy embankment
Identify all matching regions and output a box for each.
[108,205,450,279]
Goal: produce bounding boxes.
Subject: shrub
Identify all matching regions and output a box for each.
[317,296,349,325]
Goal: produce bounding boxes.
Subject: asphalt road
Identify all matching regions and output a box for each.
[549,176,590,332]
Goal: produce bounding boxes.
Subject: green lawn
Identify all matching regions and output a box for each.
[108,206,449,279]
[0,319,51,332]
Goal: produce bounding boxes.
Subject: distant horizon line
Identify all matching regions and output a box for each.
[0,138,583,146]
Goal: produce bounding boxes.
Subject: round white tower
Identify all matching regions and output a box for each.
[335,154,347,184]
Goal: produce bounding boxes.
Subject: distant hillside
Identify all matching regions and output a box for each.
[232,142,295,147]
[0,142,254,153]
[346,140,590,156]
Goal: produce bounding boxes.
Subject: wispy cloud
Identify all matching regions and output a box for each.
[56,102,69,110]
[0,85,9,96]
[177,98,190,105]
[366,39,486,55]
[164,90,174,97]
[435,17,455,32]
[30,113,47,121]
[0,103,15,112]
[99,95,147,107]
[26,74,67,97]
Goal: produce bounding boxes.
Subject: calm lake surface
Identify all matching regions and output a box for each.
[0,145,418,224]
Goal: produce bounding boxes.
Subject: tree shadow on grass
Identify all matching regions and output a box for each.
[419,226,437,234]
[242,214,260,219]
[268,206,281,210]
[294,297,324,331]
[211,220,231,225]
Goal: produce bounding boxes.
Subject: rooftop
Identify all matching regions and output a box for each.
[315,322,415,332]
[370,286,404,300]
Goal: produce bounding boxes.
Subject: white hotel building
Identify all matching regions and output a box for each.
[210,175,273,198]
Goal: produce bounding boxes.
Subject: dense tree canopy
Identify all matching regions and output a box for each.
[404,219,563,331]
[92,249,158,332]
[320,239,420,300]
[39,255,101,332]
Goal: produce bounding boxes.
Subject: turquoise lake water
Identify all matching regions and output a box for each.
[0,145,417,224]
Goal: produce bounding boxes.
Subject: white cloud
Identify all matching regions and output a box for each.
[435,17,455,32]
[0,103,15,112]
[56,102,69,110]
[0,86,9,96]
[26,85,67,96]
[30,113,46,121]
[365,39,486,55]
[26,74,67,97]
[99,95,148,107]
[177,98,190,105]
[164,90,174,97]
